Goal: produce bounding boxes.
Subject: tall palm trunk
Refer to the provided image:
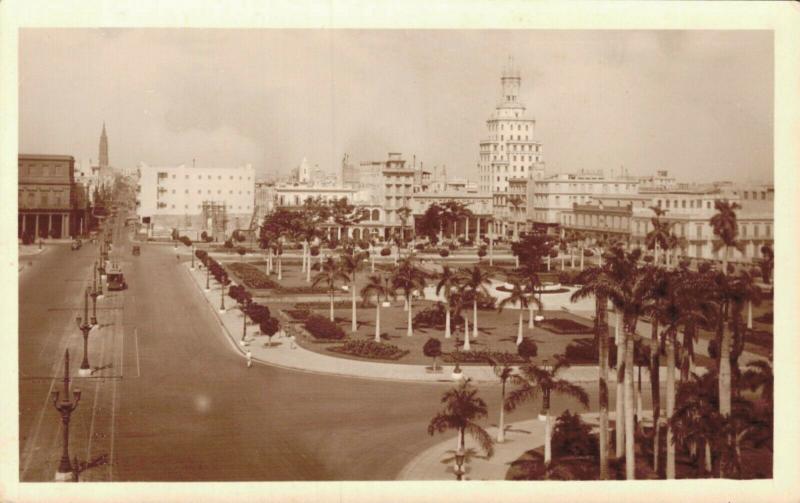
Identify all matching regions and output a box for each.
[615,312,625,459]
[329,290,335,321]
[624,327,636,479]
[351,276,358,333]
[544,413,552,466]
[560,253,565,270]
[719,312,732,416]
[597,296,610,480]
[374,302,381,342]
[277,255,283,280]
[528,300,534,328]
[463,319,471,350]
[650,320,661,473]
[704,440,712,473]
[472,299,478,339]
[654,243,659,266]
[515,311,524,345]
[665,332,676,479]
[497,380,507,443]
[445,299,451,339]
[306,244,312,283]
[580,247,585,270]
[407,295,413,337]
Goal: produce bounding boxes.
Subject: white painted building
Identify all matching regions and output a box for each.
[136,162,255,235]
[532,171,640,225]
[478,57,546,194]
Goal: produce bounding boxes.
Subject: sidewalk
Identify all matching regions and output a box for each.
[398,412,624,480]
[181,262,729,384]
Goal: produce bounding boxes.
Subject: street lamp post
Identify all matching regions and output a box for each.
[52,349,81,481]
[205,262,211,291]
[219,274,228,313]
[190,245,195,270]
[89,269,99,326]
[75,287,94,377]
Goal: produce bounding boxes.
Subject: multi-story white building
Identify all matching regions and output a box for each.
[412,185,493,243]
[629,185,773,263]
[532,171,640,227]
[136,162,255,236]
[477,57,546,194]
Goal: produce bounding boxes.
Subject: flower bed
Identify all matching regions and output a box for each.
[328,339,409,360]
[227,262,280,289]
[538,317,593,335]
[754,312,773,324]
[745,329,772,349]
[441,350,525,365]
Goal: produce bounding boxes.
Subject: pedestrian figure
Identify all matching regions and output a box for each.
[246,350,252,368]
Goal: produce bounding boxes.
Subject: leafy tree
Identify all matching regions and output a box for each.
[645,206,672,266]
[517,338,538,361]
[423,337,442,371]
[428,379,494,458]
[260,317,280,347]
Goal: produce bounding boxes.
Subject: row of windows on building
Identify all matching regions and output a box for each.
[656,198,713,210]
[481,143,541,153]
[20,191,67,207]
[157,172,251,181]
[486,135,531,142]
[157,203,252,211]
[632,220,771,239]
[20,165,68,177]
[161,188,251,196]
[733,190,769,200]
[488,122,531,132]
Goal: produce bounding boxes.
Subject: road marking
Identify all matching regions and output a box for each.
[134,327,141,377]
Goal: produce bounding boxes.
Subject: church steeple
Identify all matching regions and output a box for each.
[99,122,109,169]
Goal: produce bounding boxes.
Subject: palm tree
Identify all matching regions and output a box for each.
[339,249,369,333]
[508,196,523,241]
[669,371,720,476]
[645,206,671,267]
[311,257,350,322]
[458,265,494,341]
[428,379,495,458]
[435,266,461,339]
[710,200,744,276]
[498,277,535,346]
[571,258,617,480]
[391,257,427,337]
[709,200,743,419]
[360,273,395,343]
[488,358,515,443]
[604,246,651,479]
[505,356,589,466]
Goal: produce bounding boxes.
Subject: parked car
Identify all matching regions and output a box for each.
[106,269,127,291]
[70,240,82,251]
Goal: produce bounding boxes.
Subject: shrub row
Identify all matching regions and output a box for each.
[284,309,312,321]
[227,262,281,289]
[329,339,409,360]
[304,315,346,340]
[442,350,526,364]
[564,337,618,367]
[538,317,593,335]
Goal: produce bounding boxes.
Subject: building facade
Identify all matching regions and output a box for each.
[136,162,255,236]
[18,154,78,239]
[478,57,546,194]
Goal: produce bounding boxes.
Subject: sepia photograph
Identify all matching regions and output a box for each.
[3,1,800,502]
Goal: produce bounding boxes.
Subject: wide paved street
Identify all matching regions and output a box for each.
[19,211,606,482]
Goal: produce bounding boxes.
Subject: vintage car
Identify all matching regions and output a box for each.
[106,267,127,291]
[70,239,82,251]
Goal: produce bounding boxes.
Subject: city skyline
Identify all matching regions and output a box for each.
[20,29,773,184]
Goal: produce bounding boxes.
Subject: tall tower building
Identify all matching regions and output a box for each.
[99,122,109,169]
[477,57,545,194]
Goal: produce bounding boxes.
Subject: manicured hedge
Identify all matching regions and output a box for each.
[285,309,311,321]
[442,350,525,364]
[538,317,593,335]
[227,262,280,289]
[329,339,409,360]
[304,315,346,340]
[564,337,618,367]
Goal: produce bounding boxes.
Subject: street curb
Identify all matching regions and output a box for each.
[182,262,463,385]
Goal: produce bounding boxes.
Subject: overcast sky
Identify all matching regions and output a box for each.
[19,29,772,183]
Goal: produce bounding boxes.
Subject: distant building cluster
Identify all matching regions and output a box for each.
[20,60,774,264]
